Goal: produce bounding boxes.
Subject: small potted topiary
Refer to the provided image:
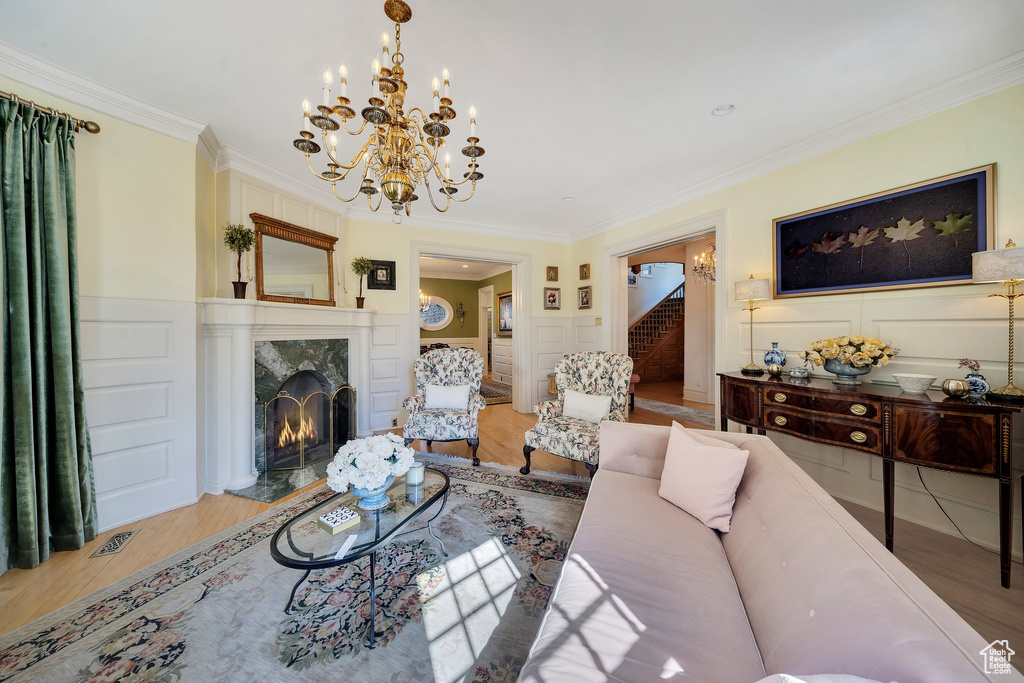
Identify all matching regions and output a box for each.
[223,223,255,299]
[351,256,374,309]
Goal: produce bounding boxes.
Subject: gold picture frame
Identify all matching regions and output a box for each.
[546,266,559,282]
[579,263,590,280]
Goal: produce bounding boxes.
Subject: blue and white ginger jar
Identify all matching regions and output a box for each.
[965,371,990,398]
[764,342,787,367]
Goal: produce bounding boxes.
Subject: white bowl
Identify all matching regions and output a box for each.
[891,373,937,393]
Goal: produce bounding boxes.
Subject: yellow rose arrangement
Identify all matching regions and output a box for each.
[798,336,896,368]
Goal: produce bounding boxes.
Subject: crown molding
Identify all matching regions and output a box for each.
[216,144,348,215]
[479,263,513,280]
[344,205,571,244]
[196,125,221,169]
[0,40,207,145]
[570,49,1024,243]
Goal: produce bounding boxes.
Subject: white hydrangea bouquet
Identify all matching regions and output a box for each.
[326,433,416,507]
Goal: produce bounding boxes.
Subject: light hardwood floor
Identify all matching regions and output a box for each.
[634,379,715,412]
[1,402,1021,671]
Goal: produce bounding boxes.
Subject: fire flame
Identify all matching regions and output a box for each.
[277,414,318,447]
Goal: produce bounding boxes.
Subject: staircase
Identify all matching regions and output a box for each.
[628,284,685,381]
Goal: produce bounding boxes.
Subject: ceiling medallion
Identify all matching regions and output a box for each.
[293,0,484,224]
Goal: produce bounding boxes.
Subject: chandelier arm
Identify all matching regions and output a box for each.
[304,155,346,183]
[451,182,478,203]
[367,190,384,212]
[341,118,369,136]
[421,177,452,213]
[331,179,366,203]
[320,131,372,172]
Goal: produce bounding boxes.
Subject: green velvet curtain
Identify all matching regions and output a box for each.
[0,99,97,576]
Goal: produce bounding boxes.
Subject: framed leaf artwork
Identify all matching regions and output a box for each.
[772,165,994,298]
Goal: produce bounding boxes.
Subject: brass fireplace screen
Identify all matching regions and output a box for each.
[264,373,356,471]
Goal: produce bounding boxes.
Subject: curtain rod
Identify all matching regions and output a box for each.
[0,90,101,134]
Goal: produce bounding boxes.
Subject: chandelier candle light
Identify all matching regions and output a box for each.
[293,0,484,224]
[693,243,717,286]
[972,239,1024,401]
[735,274,771,376]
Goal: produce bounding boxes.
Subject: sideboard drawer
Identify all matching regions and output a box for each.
[763,407,882,454]
[814,396,882,423]
[762,386,813,411]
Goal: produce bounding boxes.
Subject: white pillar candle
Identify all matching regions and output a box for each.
[442,68,450,98]
[407,461,425,485]
[339,64,348,98]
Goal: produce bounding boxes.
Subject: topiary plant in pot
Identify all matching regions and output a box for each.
[223,223,255,299]
[351,256,374,309]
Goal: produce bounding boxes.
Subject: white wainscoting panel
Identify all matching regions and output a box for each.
[370,314,416,432]
[726,291,1023,561]
[80,297,198,531]
[532,317,572,400]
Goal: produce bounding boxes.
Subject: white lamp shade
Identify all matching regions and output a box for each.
[734,278,770,302]
[972,246,1024,283]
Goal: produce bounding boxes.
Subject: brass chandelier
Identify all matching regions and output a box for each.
[293,0,484,224]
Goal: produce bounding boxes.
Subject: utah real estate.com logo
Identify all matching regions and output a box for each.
[981,640,1015,675]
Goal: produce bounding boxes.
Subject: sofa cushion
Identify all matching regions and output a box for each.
[721,434,996,682]
[520,469,766,683]
[658,422,749,532]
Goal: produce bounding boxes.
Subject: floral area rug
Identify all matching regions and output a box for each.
[479,378,512,406]
[0,460,588,683]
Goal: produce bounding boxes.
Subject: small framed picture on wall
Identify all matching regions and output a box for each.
[627,271,638,288]
[546,266,559,282]
[579,263,590,280]
[639,264,653,278]
[497,290,512,337]
[367,260,396,290]
[544,287,561,310]
[578,286,592,309]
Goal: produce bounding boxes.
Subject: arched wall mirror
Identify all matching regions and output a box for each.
[419,296,454,331]
[252,213,337,307]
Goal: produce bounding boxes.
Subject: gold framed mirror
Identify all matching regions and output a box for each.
[252,213,337,306]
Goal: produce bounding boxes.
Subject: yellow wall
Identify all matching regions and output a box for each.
[573,83,1024,313]
[0,75,200,303]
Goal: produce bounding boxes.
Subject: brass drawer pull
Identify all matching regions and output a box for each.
[850,430,867,443]
[774,415,788,426]
[774,392,787,403]
[850,403,868,416]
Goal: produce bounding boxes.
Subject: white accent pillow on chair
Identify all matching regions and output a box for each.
[424,384,471,410]
[562,389,613,424]
[659,422,749,532]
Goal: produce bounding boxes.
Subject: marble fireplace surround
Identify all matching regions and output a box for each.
[201,298,374,493]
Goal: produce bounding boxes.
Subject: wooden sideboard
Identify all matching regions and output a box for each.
[719,371,1022,588]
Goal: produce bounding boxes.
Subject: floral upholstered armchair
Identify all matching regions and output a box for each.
[522,351,633,477]
[402,347,487,466]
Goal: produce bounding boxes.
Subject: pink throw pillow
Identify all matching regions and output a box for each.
[658,422,749,532]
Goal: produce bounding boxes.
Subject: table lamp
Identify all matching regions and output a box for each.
[735,274,771,376]
[972,239,1024,400]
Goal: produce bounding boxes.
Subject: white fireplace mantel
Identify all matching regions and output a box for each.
[201,298,375,493]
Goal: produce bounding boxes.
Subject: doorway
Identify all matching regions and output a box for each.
[600,211,726,426]
[418,257,513,406]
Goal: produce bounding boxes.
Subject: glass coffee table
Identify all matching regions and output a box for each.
[270,468,449,648]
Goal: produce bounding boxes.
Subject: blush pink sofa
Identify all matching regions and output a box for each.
[520,422,1022,683]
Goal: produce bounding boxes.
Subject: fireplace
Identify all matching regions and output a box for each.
[263,369,356,471]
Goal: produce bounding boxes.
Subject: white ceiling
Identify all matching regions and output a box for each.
[2,1,1023,241]
[420,257,509,280]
